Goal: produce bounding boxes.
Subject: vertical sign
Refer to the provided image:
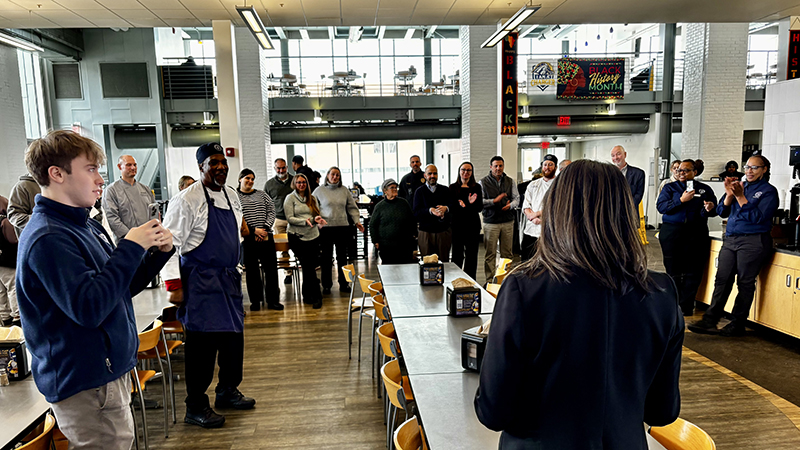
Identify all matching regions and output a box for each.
[789,30,800,80]
[501,32,518,135]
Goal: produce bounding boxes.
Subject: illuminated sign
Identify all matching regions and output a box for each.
[501,32,518,135]
[557,116,571,126]
[789,30,800,80]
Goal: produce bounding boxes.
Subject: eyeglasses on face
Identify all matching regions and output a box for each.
[743,165,764,171]
[460,168,473,172]
[676,169,694,173]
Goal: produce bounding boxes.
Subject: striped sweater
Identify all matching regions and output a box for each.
[236,188,275,232]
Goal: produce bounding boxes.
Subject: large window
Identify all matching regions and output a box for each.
[17,49,46,140]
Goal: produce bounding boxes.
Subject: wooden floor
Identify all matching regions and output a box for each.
[137,242,800,450]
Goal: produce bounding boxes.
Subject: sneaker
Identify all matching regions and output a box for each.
[250,303,261,312]
[322,287,332,295]
[215,388,256,410]
[720,322,746,337]
[185,406,225,428]
[283,276,293,285]
[687,317,719,335]
[339,284,351,294]
[267,303,284,311]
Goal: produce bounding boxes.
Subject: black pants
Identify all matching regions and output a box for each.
[379,246,414,264]
[242,234,279,306]
[705,233,773,325]
[288,233,322,304]
[319,226,350,289]
[520,234,538,262]
[659,222,710,314]
[452,229,480,280]
[183,330,244,411]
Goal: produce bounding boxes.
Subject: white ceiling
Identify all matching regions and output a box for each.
[0,0,799,29]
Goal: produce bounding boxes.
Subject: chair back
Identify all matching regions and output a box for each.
[358,273,374,293]
[394,416,424,450]
[372,295,390,322]
[368,281,383,297]
[499,258,512,272]
[274,233,290,252]
[138,320,163,353]
[18,414,55,450]
[493,268,509,285]
[650,418,716,450]
[377,321,399,358]
[381,359,407,410]
[486,283,501,298]
[342,264,355,283]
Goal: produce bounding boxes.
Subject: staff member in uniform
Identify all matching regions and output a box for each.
[162,143,256,429]
[657,159,717,316]
[689,155,779,337]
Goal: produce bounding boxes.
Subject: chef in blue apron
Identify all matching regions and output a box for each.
[161,143,255,428]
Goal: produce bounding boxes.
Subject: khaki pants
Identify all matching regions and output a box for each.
[50,375,134,450]
[418,229,452,262]
[274,218,291,276]
[483,221,514,283]
[0,266,18,321]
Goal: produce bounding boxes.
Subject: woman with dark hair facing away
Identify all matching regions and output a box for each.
[689,155,779,337]
[657,159,717,316]
[312,166,364,294]
[475,160,684,449]
[284,173,328,308]
[236,169,281,311]
[449,161,483,279]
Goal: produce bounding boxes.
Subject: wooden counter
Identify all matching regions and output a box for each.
[696,233,800,338]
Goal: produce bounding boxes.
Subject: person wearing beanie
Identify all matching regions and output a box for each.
[718,160,743,180]
[521,154,558,261]
[161,142,257,429]
[370,179,416,264]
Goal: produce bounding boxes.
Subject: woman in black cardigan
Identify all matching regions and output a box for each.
[449,161,483,280]
[475,160,684,449]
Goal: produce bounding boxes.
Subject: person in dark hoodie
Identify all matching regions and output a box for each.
[16,130,175,449]
[7,172,40,237]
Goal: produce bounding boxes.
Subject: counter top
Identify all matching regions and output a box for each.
[708,231,800,256]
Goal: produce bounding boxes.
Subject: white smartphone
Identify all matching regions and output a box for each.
[686,180,694,192]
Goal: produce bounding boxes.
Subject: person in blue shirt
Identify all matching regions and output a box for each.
[657,159,718,316]
[689,155,778,337]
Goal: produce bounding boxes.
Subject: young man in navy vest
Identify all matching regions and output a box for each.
[16,130,174,449]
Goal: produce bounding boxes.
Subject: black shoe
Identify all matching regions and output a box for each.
[339,285,351,294]
[283,276,292,284]
[215,388,256,410]
[720,322,746,337]
[185,407,225,428]
[267,303,284,311]
[682,308,695,317]
[322,287,332,295]
[687,317,719,335]
[1,318,11,327]
[312,301,323,309]
[250,303,261,312]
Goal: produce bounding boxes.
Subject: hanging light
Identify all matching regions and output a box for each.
[521,105,530,118]
[609,26,614,33]
[314,110,322,122]
[236,6,274,50]
[481,2,542,47]
[608,103,617,115]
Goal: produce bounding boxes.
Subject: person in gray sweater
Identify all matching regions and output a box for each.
[312,167,364,294]
[284,174,327,308]
[8,173,41,237]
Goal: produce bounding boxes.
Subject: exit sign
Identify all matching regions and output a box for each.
[557,116,571,126]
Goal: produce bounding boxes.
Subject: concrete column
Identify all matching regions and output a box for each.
[460,25,498,175]
[777,17,800,82]
[234,27,272,182]
[212,20,242,180]
[0,45,30,197]
[682,23,749,173]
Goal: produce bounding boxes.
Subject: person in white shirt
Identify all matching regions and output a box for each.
[161,143,255,429]
[521,154,558,261]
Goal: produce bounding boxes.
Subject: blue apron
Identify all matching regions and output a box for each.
[178,184,244,332]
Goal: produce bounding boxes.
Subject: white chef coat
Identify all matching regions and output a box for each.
[521,177,554,239]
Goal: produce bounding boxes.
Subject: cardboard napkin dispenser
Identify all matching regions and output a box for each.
[446,286,481,316]
[419,261,444,286]
[461,325,487,372]
[0,341,31,380]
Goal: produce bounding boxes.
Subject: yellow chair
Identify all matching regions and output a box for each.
[356,273,376,361]
[368,281,384,299]
[650,418,716,450]
[160,305,183,339]
[394,416,428,450]
[486,283,501,298]
[274,233,301,301]
[342,264,359,358]
[370,294,390,380]
[138,323,182,425]
[381,359,415,450]
[493,258,512,284]
[17,414,55,450]
[131,320,169,448]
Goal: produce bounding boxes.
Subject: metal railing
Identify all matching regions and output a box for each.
[746,50,779,89]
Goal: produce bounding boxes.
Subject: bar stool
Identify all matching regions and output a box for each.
[357,273,376,360]
[650,418,716,450]
[342,264,359,358]
[381,359,415,450]
[131,321,169,448]
[17,413,55,450]
[394,416,428,450]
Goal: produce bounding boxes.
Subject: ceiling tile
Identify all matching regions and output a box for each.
[56,0,108,9]
[341,16,376,25]
[89,18,135,26]
[301,0,341,10]
[70,9,118,19]
[8,0,65,10]
[96,0,145,8]
[341,0,379,8]
[410,8,450,24]
[189,8,233,20]
[162,17,203,26]
[414,0,457,7]
[112,9,156,19]
[180,0,226,9]
[0,2,27,11]
[304,8,340,19]
[151,8,195,18]
[138,0,185,9]
[375,16,409,25]
[127,17,168,26]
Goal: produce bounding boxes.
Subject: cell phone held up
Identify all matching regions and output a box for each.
[686,180,700,198]
[148,202,161,222]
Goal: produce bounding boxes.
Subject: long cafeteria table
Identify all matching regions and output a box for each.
[0,289,172,450]
[379,263,667,450]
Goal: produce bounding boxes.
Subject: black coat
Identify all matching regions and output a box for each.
[475,270,683,449]
[625,164,645,208]
[449,182,483,234]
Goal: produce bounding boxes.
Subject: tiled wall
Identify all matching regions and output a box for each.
[235,27,271,184]
[460,26,498,171]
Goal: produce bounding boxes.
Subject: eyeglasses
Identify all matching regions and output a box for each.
[386,186,398,191]
[676,169,694,173]
[743,165,764,171]
[460,168,473,172]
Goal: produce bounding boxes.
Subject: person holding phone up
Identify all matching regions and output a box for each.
[657,159,717,316]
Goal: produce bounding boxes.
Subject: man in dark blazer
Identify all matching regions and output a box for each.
[611,145,645,217]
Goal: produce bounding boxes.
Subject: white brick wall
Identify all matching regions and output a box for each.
[682,23,748,174]
[235,27,271,184]
[0,45,30,198]
[460,26,498,171]
[761,78,800,205]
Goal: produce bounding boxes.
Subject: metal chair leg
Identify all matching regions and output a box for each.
[132,371,149,450]
[357,293,368,361]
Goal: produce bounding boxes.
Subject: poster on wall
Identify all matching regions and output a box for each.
[557,58,625,100]
[527,59,557,96]
[788,30,800,80]
[501,32,518,135]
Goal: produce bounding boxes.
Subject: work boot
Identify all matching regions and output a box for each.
[687,316,719,335]
[215,388,256,410]
[720,321,746,337]
[185,406,225,428]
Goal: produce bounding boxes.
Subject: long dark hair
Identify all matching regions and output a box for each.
[291,173,321,217]
[451,161,477,188]
[520,159,652,292]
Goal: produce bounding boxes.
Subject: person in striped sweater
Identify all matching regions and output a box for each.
[237,169,282,311]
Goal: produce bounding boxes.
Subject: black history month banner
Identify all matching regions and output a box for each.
[788,30,800,80]
[501,32,518,135]
[556,58,625,100]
